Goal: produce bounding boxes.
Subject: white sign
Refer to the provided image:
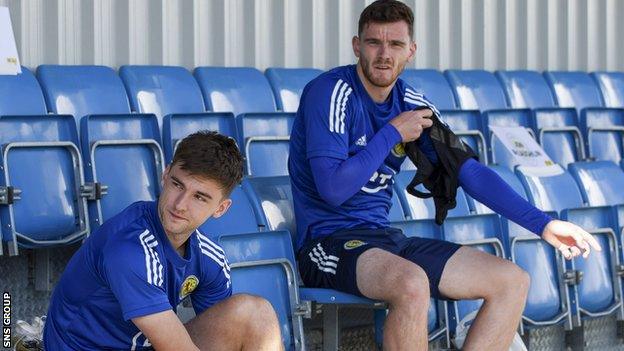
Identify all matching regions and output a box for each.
[490,126,555,168]
[0,7,21,75]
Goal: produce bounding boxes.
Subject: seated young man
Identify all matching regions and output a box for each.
[289,1,601,350]
[44,131,282,351]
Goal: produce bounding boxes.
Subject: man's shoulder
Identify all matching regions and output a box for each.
[95,202,159,254]
[305,65,357,96]
[395,78,440,113]
[192,230,230,276]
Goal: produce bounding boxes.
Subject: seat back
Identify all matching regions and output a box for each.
[119,65,205,127]
[543,71,605,111]
[194,67,277,116]
[569,161,624,206]
[532,108,584,166]
[243,176,297,243]
[37,65,131,126]
[581,109,624,163]
[198,186,262,238]
[265,68,323,112]
[561,207,620,315]
[162,113,237,163]
[0,67,48,115]
[444,70,508,111]
[495,70,557,109]
[218,230,303,351]
[515,165,584,212]
[591,72,624,108]
[0,115,87,252]
[237,113,295,176]
[400,69,457,110]
[80,114,164,229]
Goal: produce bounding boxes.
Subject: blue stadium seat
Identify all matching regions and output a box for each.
[496,70,557,109]
[476,166,573,332]
[516,165,623,324]
[217,229,304,350]
[0,67,47,115]
[400,69,458,110]
[0,115,88,254]
[194,67,277,116]
[484,109,536,167]
[544,71,606,111]
[592,72,624,108]
[80,114,164,230]
[533,109,585,167]
[162,113,237,164]
[242,176,397,348]
[37,65,132,127]
[265,68,323,112]
[198,185,263,238]
[560,207,622,319]
[580,108,624,163]
[569,161,624,206]
[237,113,295,176]
[495,70,585,166]
[119,65,207,127]
[444,70,509,111]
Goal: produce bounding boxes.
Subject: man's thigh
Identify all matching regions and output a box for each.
[297,230,402,297]
[438,246,520,300]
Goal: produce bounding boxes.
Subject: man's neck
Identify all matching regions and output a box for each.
[168,232,191,257]
[356,63,394,103]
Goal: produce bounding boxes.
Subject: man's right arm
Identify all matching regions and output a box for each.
[309,106,434,206]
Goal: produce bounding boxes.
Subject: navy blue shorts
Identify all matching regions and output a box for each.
[297,227,462,300]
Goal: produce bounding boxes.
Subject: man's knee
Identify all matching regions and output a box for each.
[488,262,530,300]
[225,294,278,323]
[391,266,430,305]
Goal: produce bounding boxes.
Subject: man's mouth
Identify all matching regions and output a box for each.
[169,210,186,221]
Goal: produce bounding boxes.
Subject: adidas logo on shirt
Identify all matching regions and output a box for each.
[356,135,367,146]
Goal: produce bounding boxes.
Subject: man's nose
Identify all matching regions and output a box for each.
[173,192,189,211]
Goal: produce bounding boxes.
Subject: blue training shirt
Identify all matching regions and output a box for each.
[43,201,231,351]
[289,64,439,251]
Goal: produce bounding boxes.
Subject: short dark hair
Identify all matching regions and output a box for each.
[171,130,243,197]
[358,0,414,39]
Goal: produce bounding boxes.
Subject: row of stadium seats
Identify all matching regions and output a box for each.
[1,65,623,349]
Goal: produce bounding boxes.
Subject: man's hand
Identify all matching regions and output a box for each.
[389,108,434,143]
[542,219,602,259]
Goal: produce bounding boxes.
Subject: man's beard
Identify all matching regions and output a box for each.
[361,58,402,88]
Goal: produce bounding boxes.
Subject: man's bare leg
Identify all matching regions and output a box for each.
[185,294,283,351]
[439,247,530,350]
[356,248,430,351]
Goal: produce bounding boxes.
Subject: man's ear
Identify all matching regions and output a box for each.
[352,36,361,58]
[407,40,417,62]
[212,198,232,219]
[161,165,170,187]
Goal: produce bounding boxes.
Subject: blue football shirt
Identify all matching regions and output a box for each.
[288,64,439,250]
[43,201,231,350]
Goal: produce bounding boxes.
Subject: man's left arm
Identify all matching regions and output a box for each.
[458,158,601,259]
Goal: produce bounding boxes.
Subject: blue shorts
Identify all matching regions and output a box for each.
[297,227,462,300]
